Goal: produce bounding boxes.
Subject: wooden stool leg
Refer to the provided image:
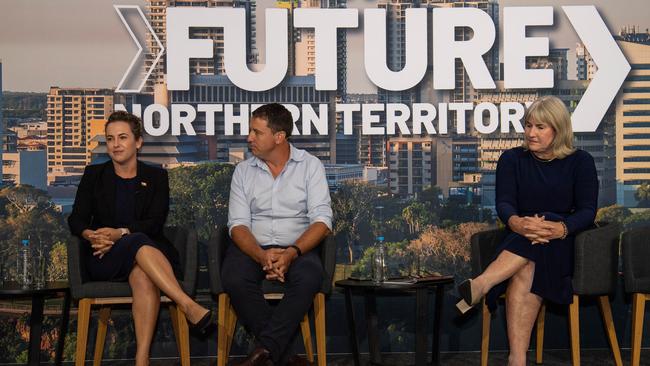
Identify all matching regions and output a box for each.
[93,306,111,366]
[481,299,490,366]
[226,301,237,358]
[597,296,622,366]
[174,305,191,366]
[569,295,580,366]
[169,304,182,357]
[217,294,230,366]
[314,293,326,366]
[300,313,314,363]
[631,293,646,366]
[536,303,545,364]
[75,298,92,366]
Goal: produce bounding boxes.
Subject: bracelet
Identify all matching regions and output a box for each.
[560,222,568,240]
[289,245,302,257]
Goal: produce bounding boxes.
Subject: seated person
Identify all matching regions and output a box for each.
[68,111,213,366]
[223,103,333,366]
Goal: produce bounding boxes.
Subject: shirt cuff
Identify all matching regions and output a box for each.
[310,217,332,232]
[228,222,251,237]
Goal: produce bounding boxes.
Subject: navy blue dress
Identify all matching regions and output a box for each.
[85,176,170,281]
[486,147,598,311]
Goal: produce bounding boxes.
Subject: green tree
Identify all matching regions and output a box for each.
[167,162,234,241]
[402,202,431,236]
[595,205,632,225]
[47,241,68,281]
[0,185,70,282]
[623,210,650,228]
[419,185,442,210]
[635,182,650,207]
[331,181,378,263]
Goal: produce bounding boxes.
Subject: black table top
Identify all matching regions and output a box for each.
[0,281,69,295]
[336,276,454,291]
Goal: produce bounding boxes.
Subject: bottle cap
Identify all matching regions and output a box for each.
[376,236,384,242]
[21,239,29,246]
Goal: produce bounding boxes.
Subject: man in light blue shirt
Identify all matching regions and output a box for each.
[222,103,332,366]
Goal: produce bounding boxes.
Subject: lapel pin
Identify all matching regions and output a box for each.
[141,181,148,187]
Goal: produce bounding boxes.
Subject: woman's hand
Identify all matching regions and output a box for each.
[509,215,565,244]
[95,227,123,242]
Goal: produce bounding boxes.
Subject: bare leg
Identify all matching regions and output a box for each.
[505,261,543,366]
[130,264,160,366]
[135,245,208,324]
[472,250,529,301]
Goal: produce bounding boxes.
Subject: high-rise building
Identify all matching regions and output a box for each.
[614,29,650,206]
[576,43,597,81]
[46,87,113,184]
[145,0,258,94]
[377,0,421,108]
[170,75,336,163]
[2,150,47,190]
[0,60,3,185]
[526,48,569,82]
[422,0,499,103]
[387,137,434,196]
[279,0,348,97]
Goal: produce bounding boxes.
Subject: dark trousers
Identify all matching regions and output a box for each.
[221,244,323,364]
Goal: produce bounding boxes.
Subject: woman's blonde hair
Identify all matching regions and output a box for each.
[522,95,575,159]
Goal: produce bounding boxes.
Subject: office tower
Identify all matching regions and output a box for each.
[343,94,387,167]
[2,150,47,190]
[576,43,597,81]
[145,0,257,94]
[526,48,569,82]
[377,0,421,108]
[324,163,364,191]
[614,28,650,206]
[422,0,499,103]
[0,60,3,185]
[46,87,113,185]
[279,0,348,97]
[170,75,336,163]
[387,137,434,196]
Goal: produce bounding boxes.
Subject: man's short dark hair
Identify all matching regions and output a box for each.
[251,103,293,139]
[106,111,143,139]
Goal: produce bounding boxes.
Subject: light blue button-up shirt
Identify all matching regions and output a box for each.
[227,144,333,247]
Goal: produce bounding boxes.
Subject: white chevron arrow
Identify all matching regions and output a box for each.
[563,6,631,132]
[114,5,165,93]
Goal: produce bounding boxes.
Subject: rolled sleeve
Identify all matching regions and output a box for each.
[227,164,252,236]
[306,158,333,231]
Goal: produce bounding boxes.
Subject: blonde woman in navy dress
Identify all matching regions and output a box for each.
[456,96,598,366]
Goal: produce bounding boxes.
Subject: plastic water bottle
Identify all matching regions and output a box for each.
[372,236,386,284]
[17,239,32,288]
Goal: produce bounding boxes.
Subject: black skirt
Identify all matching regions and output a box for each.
[85,232,179,282]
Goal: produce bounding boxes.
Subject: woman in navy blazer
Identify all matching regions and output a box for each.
[68,111,212,365]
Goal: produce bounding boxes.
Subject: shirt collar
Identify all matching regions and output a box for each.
[248,143,305,168]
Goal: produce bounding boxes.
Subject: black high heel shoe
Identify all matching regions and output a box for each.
[189,309,217,336]
[456,279,481,314]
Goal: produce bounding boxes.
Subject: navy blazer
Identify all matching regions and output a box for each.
[68,160,180,268]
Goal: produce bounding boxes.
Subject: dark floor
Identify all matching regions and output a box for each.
[26,349,649,365]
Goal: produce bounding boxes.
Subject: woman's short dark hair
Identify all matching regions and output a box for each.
[252,103,293,138]
[105,111,144,140]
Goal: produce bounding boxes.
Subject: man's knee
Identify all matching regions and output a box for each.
[287,258,323,292]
